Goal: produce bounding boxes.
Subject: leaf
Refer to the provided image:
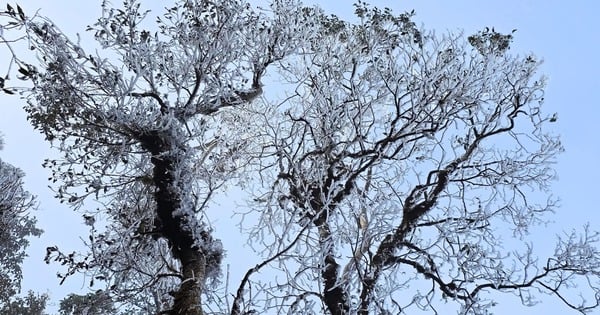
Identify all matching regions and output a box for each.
[18,67,30,76]
[17,4,25,20]
[2,88,14,95]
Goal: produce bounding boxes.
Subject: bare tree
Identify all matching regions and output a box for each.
[1,1,599,315]
[233,4,600,315]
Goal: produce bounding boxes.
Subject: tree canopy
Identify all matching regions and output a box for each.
[0,1,598,314]
[0,133,46,313]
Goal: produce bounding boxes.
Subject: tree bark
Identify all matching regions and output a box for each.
[140,130,206,315]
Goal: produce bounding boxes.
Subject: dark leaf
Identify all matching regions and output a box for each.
[16,4,24,20]
[18,67,30,76]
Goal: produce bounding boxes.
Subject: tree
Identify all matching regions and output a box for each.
[1,1,599,314]
[1,0,314,314]
[0,134,46,314]
[234,7,600,314]
[0,290,49,315]
[58,291,116,315]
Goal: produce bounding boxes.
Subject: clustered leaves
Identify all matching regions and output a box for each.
[0,1,598,315]
[468,27,515,56]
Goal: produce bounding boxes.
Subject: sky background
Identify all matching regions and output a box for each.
[0,0,599,314]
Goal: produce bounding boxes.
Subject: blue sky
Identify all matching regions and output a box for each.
[0,0,598,314]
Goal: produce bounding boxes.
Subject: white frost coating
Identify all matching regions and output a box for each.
[2,1,597,314]
[0,139,41,307]
[0,0,311,311]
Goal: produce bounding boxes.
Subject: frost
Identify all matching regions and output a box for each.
[1,1,598,314]
[0,137,41,305]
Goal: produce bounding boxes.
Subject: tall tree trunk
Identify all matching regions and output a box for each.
[140,130,208,315]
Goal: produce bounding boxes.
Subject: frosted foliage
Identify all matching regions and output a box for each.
[1,1,599,315]
[0,139,41,305]
[1,0,317,313]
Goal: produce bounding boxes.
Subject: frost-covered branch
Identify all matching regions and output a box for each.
[1,0,317,313]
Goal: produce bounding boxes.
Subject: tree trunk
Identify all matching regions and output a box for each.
[140,130,207,315]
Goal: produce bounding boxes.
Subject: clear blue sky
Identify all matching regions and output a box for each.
[0,1,598,314]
